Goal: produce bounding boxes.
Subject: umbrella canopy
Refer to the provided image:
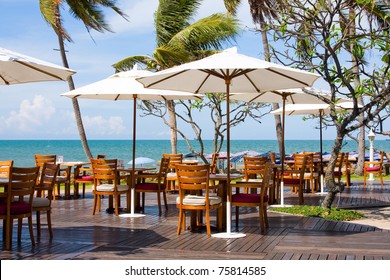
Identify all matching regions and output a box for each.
[137,47,320,237]
[0,47,75,85]
[270,100,360,194]
[62,64,201,217]
[127,157,155,166]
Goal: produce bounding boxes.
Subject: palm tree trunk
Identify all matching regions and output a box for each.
[55,5,92,159]
[259,14,284,156]
[167,100,178,154]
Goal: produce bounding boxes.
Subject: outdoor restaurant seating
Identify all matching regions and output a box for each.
[300,152,320,193]
[0,166,40,250]
[90,158,129,216]
[364,151,385,187]
[232,162,273,233]
[162,153,183,192]
[282,154,308,205]
[34,154,70,200]
[74,154,106,198]
[240,156,269,194]
[135,157,170,215]
[31,163,59,239]
[175,163,222,237]
[333,152,346,187]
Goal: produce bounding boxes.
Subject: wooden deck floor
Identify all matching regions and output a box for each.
[1,180,390,260]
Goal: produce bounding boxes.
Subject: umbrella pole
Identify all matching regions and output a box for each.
[280,95,286,206]
[319,109,325,194]
[120,96,145,218]
[212,73,245,239]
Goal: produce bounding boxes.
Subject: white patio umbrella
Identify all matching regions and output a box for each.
[232,87,339,206]
[62,64,201,218]
[270,101,359,194]
[137,47,320,238]
[128,157,156,166]
[1,47,75,85]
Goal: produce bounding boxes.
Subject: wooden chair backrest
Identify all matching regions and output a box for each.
[176,164,210,192]
[96,154,106,159]
[243,156,268,180]
[269,152,276,164]
[35,163,60,199]
[0,160,13,178]
[335,152,345,170]
[294,153,312,170]
[8,166,40,204]
[90,158,117,183]
[210,152,219,174]
[34,154,56,169]
[157,157,170,182]
[162,153,183,170]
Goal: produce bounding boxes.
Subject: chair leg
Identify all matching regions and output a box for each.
[379,172,384,187]
[363,171,367,186]
[28,216,35,246]
[264,206,269,228]
[235,206,239,227]
[6,217,13,250]
[36,211,41,236]
[17,218,22,243]
[92,194,97,215]
[177,208,183,235]
[47,210,53,239]
[114,195,119,216]
[156,192,162,215]
[163,192,168,211]
[259,208,265,233]
[205,208,211,237]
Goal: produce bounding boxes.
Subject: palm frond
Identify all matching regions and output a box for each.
[169,13,240,51]
[112,55,156,72]
[155,0,202,46]
[153,46,191,68]
[223,0,241,16]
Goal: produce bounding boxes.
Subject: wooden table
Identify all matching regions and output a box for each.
[57,161,90,199]
[210,173,243,231]
[114,167,156,214]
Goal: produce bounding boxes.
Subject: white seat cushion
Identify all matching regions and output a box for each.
[94,184,129,192]
[23,197,50,208]
[167,172,177,178]
[176,194,222,206]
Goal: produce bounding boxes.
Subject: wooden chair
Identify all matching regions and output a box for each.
[31,163,60,239]
[175,164,222,236]
[301,152,320,193]
[209,152,219,174]
[90,158,129,216]
[333,152,345,187]
[282,154,308,205]
[240,156,269,194]
[34,154,69,200]
[74,154,106,198]
[364,151,385,187]
[0,166,40,250]
[232,162,272,233]
[0,160,13,178]
[135,157,170,215]
[163,153,183,192]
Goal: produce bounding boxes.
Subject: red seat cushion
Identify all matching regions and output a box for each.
[366,167,380,171]
[283,178,300,184]
[135,182,166,191]
[232,193,268,204]
[0,201,31,215]
[76,175,94,181]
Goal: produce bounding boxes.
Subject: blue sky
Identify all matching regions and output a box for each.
[0,0,365,141]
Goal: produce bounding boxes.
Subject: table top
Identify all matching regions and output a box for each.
[118,167,156,172]
[57,161,90,167]
[210,173,243,180]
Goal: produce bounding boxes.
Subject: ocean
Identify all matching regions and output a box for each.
[0,139,388,167]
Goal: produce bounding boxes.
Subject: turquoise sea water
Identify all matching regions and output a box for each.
[0,139,388,167]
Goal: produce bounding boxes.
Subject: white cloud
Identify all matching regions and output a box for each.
[83,115,126,135]
[0,95,56,133]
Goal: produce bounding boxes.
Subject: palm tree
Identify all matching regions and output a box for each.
[39,0,127,159]
[223,0,288,158]
[113,0,239,153]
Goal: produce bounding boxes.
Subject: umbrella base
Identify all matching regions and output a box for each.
[212,232,246,239]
